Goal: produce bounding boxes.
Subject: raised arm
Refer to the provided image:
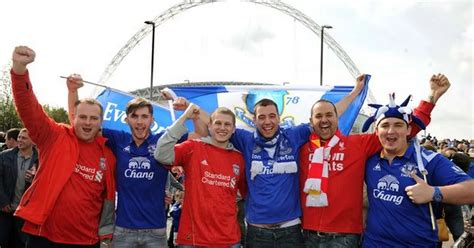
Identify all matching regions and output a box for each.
[11,46,60,146]
[191,110,210,138]
[66,74,84,123]
[163,91,210,138]
[410,73,451,136]
[334,74,366,117]
[154,104,200,165]
[427,73,450,105]
[11,46,34,75]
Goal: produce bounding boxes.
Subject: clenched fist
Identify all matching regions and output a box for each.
[428,73,450,104]
[12,46,36,75]
[66,73,85,93]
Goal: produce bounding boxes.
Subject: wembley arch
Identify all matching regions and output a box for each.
[98,0,363,88]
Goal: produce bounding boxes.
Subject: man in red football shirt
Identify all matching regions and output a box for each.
[155,104,246,247]
[10,46,116,247]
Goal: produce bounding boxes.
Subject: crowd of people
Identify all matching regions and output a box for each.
[0,45,473,248]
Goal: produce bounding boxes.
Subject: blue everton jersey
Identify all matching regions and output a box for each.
[364,142,471,247]
[103,128,187,229]
[230,124,311,224]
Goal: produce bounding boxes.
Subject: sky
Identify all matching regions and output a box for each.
[0,0,472,140]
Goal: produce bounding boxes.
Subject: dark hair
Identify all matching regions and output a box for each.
[449,152,471,172]
[253,98,279,115]
[422,144,437,152]
[74,98,104,119]
[310,99,337,117]
[211,107,236,125]
[444,147,458,153]
[126,97,153,116]
[6,128,21,141]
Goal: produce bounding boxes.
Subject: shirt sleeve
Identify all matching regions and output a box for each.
[237,157,247,199]
[155,122,189,165]
[358,133,382,159]
[410,100,434,137]
[230,128,253,152]
[10,70,61,148]
[289,123,312,147]
[173,141,195,168]
[428,153,472,186]
[101,128,117,150]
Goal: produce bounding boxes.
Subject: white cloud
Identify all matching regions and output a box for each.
[0,0,472,139]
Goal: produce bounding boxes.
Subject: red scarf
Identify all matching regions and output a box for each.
[303,130,341,207]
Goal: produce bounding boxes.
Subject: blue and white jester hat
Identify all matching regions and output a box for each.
[361,93,426,132]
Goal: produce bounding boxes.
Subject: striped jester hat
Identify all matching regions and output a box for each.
[362,93,426,132]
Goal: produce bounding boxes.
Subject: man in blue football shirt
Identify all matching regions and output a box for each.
[363,94,474,247]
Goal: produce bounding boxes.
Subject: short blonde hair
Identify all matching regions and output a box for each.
[210,107,236,125]
[74,98,104,119]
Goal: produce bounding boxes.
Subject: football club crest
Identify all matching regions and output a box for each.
[245,90,287,115]
[99,157,106,170]
[279,139,293,155]
[148,144,156,156]
[232,164,240,176]
[252,145,262,154]
[338,142,346,151]
[401,162,417,177]
[235,90,296,129]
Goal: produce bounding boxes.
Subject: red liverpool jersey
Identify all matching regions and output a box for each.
[173,140,246,246]
[300,133,380,234]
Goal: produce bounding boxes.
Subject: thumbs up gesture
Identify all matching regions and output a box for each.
[405,172,435,204]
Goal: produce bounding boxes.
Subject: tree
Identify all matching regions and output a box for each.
[0,62,22,131]
[0,63,70,132]
[44,105,70,124]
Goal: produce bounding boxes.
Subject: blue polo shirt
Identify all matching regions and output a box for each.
[230,124,311,224]
[364,141,471,247]
[103,128,187,229]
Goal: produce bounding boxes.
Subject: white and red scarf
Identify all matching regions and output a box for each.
[303,130,341,207]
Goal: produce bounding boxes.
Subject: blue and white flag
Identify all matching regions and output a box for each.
[96,88,173,134]
[96,76,370,135]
